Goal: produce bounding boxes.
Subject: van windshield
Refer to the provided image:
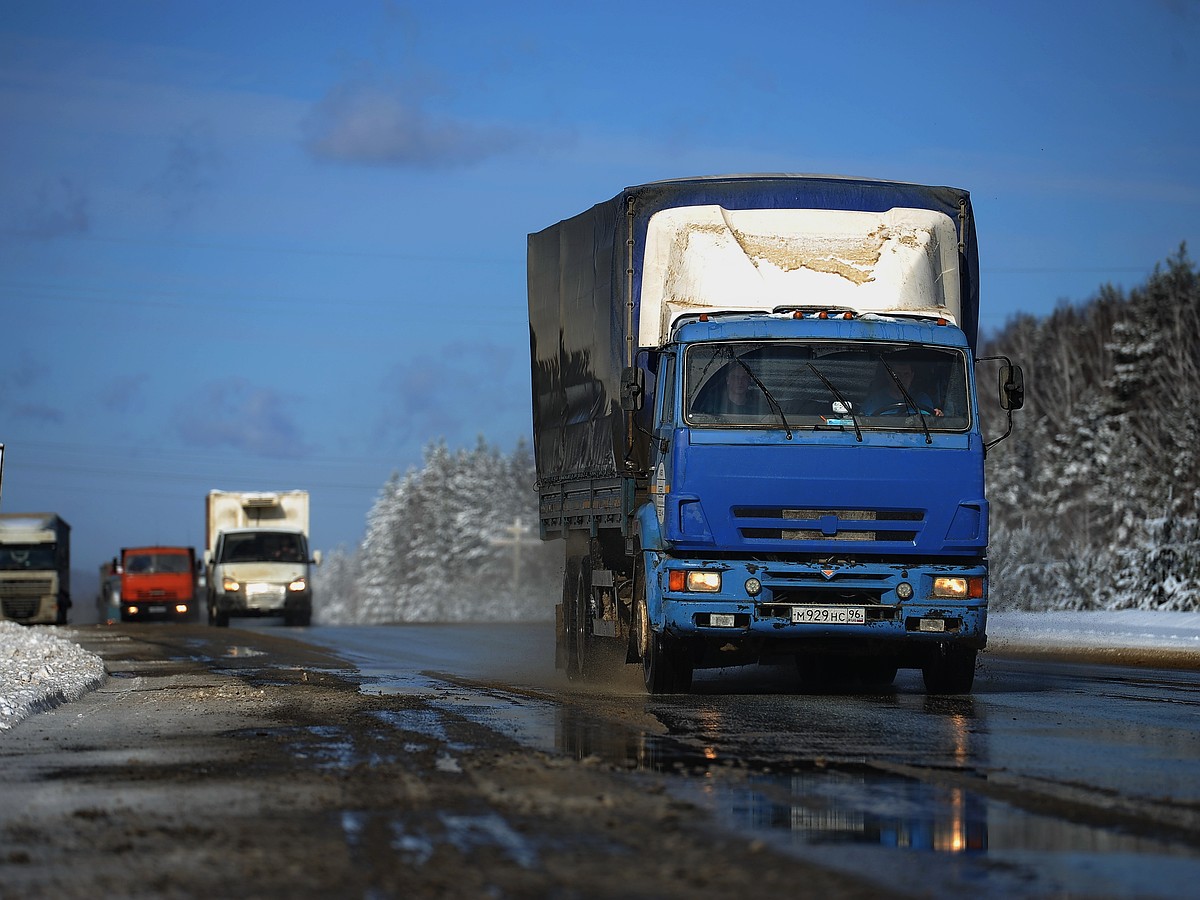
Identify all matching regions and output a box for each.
[685,341,971,432]
[220,533,307,564]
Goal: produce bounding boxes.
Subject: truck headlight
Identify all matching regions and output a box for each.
[931,576,984,599]
[288,578,307,592]
[668,570,721,592]
[222,577,240,592]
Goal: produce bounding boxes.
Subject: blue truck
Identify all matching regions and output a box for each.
[527,175,1023,694]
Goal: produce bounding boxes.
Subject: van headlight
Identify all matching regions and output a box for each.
[288,578,307,592]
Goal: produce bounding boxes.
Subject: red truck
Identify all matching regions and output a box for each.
[116,546,198,623]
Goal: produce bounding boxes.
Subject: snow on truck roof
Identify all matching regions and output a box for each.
[638,205,961,348]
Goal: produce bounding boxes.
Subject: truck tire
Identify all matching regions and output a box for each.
[860,657,899,689]
[922,646,976,694]
[634,559,692,693]
[565,563,593,681]
[643,633,692,694]
[208,599,229,628]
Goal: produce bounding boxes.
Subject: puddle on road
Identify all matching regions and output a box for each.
[362,681,1200,897]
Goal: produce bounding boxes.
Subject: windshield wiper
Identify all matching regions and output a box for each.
[733,357,792,439]
[807,363,862,442]
[881,359,933,444]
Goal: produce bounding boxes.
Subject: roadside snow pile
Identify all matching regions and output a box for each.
[0,621,106,732]
[987,610,1200,655]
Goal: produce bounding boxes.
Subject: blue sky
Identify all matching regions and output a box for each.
[1,0,1197,583]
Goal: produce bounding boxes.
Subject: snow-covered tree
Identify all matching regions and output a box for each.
[322,437,560,624]
[987,245,1199,611]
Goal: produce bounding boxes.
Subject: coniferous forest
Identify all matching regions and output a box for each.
[984,245,1199,611]
[317,247,1199,623]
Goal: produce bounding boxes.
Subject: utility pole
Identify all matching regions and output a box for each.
[489,517,540,589]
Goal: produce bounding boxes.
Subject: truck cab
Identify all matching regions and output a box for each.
[0,513,71,625]
[118,546,198,623]
[638,311,992,691]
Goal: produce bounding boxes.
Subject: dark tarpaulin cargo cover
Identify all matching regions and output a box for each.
[527,174,979,489]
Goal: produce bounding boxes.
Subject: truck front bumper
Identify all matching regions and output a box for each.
[648,556,987,657]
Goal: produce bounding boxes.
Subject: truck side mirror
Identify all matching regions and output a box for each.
[999,364,1025,411]
[312,550,322,567]
[621,366,645,411]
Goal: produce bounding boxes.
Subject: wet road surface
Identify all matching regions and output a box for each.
[296,621,1200,898]
[1,620,1197,898]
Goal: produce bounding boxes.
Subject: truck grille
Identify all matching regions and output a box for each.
[0,577,53,598]
[734,507,923,543]
[129,588,183,600]
[756,568,898,620]
[2,598,42,620]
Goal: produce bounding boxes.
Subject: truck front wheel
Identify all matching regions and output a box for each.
[643,634,692,694]
[922,646,977,694]
[208,598,229,628]
[635,559,692,694]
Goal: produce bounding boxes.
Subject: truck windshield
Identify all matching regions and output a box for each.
[0,544,57,569]
[220,533,306,564]
[685,341,970,432]
[125,552,192,574]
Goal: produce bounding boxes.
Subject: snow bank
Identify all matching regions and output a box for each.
[987,610,1200,654]
[0,621,106,732]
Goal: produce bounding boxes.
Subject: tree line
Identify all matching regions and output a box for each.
[318,245,1199,622]
[984,244,1199,610]
[315,438,561,624]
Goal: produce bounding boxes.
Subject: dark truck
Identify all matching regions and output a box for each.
[527,174,1023,694]
[0,513,71,624]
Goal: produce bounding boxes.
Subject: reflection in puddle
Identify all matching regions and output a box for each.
[677,766,1200,897]
[681,769,986,854]
[432,690,1200,896]
[223,645,266,658]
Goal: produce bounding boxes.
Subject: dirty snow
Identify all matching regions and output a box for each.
[0,621,106,731]
[1,611,1199,733]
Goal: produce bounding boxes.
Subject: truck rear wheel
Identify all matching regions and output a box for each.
[565,564,594,680]
[922,646,977,694]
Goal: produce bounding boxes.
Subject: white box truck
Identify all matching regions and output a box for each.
[204,490,319,627]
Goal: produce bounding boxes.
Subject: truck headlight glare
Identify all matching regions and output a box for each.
[669,569,721,592]
[686,571,721,592]
[288,578,307,592]
[222,577,240,592]
[932,576,983,599]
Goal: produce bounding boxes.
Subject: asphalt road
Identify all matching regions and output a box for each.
[2,621,1198,899]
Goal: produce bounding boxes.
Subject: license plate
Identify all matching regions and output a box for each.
[792,606,866,625]
[148,605,166,614]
